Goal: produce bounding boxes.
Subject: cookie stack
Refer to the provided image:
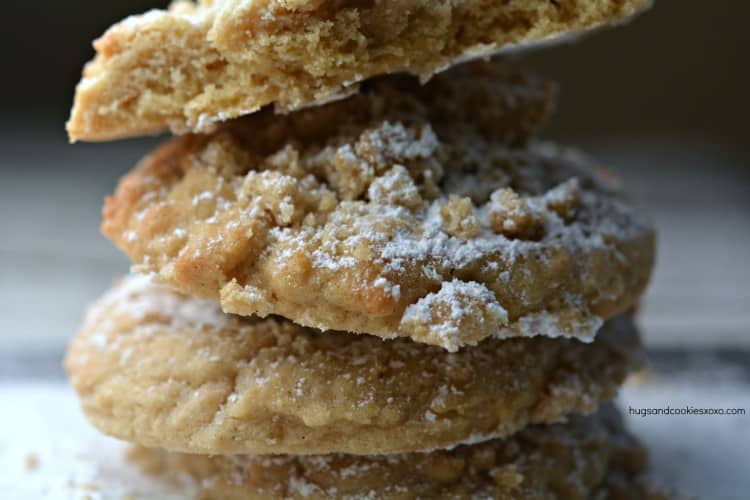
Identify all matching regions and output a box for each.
[65,1,661,498]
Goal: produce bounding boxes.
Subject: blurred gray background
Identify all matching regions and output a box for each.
[1,0,749,363]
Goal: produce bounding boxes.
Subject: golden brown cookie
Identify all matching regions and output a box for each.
[100,84,655,350]
[65,276,642,456]
[129,405,669,500]
[66,0,650,141]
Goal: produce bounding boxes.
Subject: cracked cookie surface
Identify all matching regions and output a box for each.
[65,276,642,456]
[66,0,650,141]
[101,79,655,350]
[129,406,669,499]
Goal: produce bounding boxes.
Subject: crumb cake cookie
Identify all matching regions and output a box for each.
[65,276,642,456]
[129,406,667,500]
[66,0,651,141]
[101,93,655,350]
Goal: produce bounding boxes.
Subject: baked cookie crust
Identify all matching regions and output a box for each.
[101,81,655,350]
[66,0,650,141]
[65,276,642,456]
[129,406,668,499]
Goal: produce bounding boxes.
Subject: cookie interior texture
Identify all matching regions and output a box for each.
[100,71,654,351]
[129,405,669,500]
[66,0,650,141]
[65,275,642,456]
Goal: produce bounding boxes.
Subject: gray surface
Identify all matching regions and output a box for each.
[621,362,750,499]
[0,129,156,356]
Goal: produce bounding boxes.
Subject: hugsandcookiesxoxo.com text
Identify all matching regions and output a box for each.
[629,406,746,417]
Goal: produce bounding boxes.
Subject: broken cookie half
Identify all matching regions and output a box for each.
[67,0,651,141]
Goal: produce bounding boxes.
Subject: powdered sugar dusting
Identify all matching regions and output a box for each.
[363,122,439,163]
[497,309,604,343]
[87,275,229,339]
[373,277,401,301]
[401,280,508,352]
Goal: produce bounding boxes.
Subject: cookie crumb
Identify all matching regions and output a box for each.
[25,453,39,471]
[440,195,481,238]
[487,188,545,241]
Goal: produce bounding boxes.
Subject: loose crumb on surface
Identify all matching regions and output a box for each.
[24,453,39,471]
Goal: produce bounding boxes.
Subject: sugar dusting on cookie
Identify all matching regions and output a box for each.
[78,275,230,357]
[97,274,229,329]
[400,280,508,352]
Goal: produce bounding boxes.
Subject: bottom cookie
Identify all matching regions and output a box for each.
[130,405,668,500]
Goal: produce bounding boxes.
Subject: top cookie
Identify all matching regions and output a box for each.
[102,77,655,351]
[67,0,650,141]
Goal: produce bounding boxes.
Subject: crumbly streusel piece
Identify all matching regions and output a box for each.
[65,276,642,456]
[67,0,650,141]
[129,406,670,499]
[101,83,654,350]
